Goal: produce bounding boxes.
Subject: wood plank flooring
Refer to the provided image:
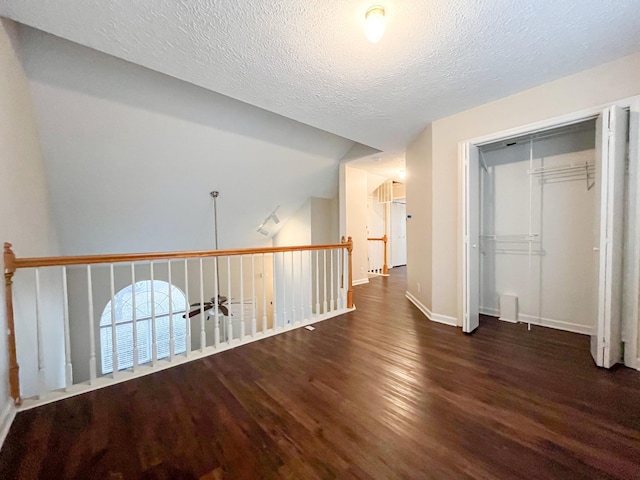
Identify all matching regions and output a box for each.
[1,267,640,479]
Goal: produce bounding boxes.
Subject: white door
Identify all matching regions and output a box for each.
[591,106,628,368]
[463,143,481,333]
[391,202,407,266]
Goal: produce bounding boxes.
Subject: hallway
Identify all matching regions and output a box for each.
[1,267,639,479]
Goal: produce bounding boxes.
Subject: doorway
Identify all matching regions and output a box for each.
[390,201,407,267]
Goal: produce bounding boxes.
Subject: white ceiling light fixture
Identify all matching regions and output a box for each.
[364,5,386,44]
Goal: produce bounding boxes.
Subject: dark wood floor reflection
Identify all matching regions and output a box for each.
[2,267,640,479]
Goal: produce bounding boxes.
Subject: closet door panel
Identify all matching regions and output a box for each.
[463,143,480,333]
[592,106,628,368]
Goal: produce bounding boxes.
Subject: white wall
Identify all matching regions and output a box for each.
[344,166,369,284]
[407,52,640,324]
[406,124,432,310]
[0,19,60,408]
[18,25,355,255]
[310,197,339,245]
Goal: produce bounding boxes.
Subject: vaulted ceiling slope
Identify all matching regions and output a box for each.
[19,26,355,255]
[2,1,640,152]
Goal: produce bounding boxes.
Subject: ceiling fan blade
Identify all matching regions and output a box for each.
[183,303,214,318]
[218,304,229,317]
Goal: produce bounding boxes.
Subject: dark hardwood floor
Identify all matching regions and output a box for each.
[2,267,640,479]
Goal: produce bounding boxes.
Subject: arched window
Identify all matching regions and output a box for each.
[100,280,187,374]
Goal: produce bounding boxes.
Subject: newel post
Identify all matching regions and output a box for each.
[342,236,354,309]
[382,234,389,275]
[4,243,21,406]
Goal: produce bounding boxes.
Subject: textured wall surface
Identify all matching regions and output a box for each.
[1,0,640,152]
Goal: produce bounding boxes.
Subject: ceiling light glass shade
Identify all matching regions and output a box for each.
[365,6,385,43]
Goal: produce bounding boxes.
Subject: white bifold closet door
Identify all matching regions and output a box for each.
[463,143,480,333]
[591,105,628,368]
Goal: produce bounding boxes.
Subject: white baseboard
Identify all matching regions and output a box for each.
[518,313,593,336]
[405,291,458,327]
[406,291,430,318]
[0,398,16,450]
[352,278,369,286]
[481,307,591,335]
[481,306,518,323]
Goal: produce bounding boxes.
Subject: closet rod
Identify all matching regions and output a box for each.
[528,162,595,176]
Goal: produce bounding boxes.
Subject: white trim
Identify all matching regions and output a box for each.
[518,313,593,336]
[405,291,458,327]
[623,96,640,368]
[406,291,430,317]
[482,305,518,324]
[0,399,17,449]
[483,306,593,335]
[18,307,355,411]
[352,278,369,286]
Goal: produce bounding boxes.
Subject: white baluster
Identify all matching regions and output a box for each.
[227,256,232,343]
[299,251,304,322]
[61,267,73,389]
[150,262,157,365]
[272,253,278,329]
[214,257,220,348]
[183,260,191,357]
[330,248,335,312]
[240,256,245,339]
[323,250,328,315]
[199,258,206,351]
[34,269,45,398]
[168,261,174,361]
[336,249,342,310]
[131,264,139,370]
[315,250,320,316]
[281,252,286,328]
[262,254,267,334]
[87,265,97,384]
[308,250,312,319]
[109,264,119,377]
[251,254,257,336]
[290,250,295,325]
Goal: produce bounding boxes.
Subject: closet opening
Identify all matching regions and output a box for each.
[461,102,640,370]
[478,120,597,336]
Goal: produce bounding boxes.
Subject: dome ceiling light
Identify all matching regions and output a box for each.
[364,6,385,44]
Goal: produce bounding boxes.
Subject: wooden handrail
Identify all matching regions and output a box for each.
[9,242,351,269]
[366,235,388,275]
[4,243,21,405]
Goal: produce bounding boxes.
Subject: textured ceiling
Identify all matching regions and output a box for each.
[2,0,640,152]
